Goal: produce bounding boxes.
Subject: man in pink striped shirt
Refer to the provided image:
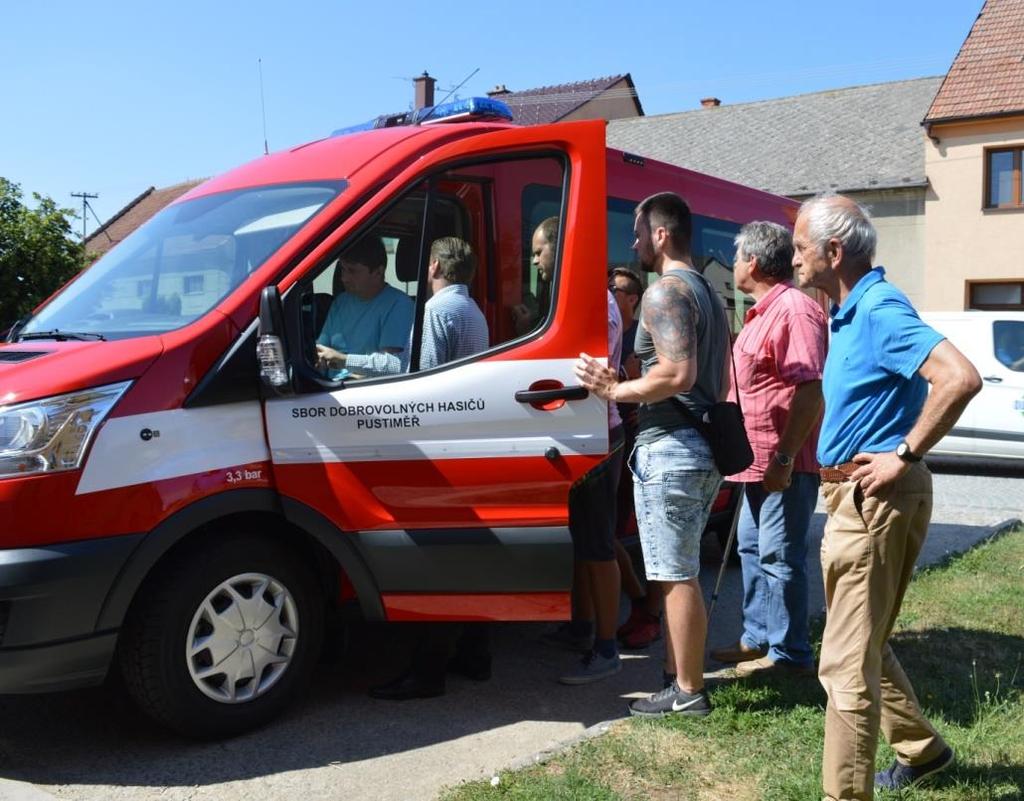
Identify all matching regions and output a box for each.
[710,221,827,677]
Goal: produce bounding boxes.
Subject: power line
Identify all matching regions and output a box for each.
[85,200,111,243]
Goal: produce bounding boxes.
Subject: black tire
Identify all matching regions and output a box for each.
[118,533,325,738]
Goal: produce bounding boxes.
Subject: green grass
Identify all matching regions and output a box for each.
[440,528,1024,801]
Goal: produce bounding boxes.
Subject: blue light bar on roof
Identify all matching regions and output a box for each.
[331,97,513,137]
[415,97,513,125]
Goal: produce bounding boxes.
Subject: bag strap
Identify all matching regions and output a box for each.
[729,343,742,410]
[658,268,744,417]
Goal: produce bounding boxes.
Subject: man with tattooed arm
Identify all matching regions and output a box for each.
[575,191,730,717]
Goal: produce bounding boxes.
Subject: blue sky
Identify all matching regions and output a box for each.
[1,0,980,233]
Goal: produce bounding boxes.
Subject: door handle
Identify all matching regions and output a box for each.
[515,385,589,403]
[983,375,1004,383]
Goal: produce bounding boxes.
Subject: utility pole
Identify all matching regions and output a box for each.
[70,192,99,241]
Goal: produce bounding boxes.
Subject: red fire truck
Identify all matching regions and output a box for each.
[0,99,796,736]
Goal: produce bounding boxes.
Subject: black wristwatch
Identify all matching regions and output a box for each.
[895,441,922,463]
[773,452,794,467]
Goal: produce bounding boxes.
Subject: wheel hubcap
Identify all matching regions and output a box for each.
[186,572,299,704]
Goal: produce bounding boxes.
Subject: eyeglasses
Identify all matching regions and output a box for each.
[608,284,638,295]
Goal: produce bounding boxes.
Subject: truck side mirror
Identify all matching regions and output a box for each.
[257,285,293,393]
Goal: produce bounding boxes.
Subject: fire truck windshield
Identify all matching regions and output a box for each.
[19,181,346,341]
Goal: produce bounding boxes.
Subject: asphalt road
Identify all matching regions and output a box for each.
[1,463,1021,801]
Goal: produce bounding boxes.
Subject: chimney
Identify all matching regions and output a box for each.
[488,84,512,97]
[700,97,721,108]
[414,71,436,108]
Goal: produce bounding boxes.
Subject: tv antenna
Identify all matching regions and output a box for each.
[418,67,480,124]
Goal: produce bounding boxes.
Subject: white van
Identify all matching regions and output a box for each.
[923,311,1024,460]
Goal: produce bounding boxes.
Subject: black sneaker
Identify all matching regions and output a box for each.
[628,681,711,718]
[558,650,621,685]
[875,746,954,791]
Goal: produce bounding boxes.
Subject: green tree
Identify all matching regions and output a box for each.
[0,177,85,332]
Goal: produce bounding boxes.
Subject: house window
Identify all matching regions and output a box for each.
[968,280,1024,311]
[984,147,1023,208]
[183,274,204,295]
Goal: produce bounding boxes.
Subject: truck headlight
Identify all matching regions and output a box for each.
[0,382,131,479]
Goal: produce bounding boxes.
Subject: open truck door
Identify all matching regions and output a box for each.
[261,120,610,622]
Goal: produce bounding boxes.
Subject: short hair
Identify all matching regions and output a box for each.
[636,192,692,254]
[430,236,476,285]
[735,221,794,280]
[798,193,877,265]
[341,235,387,272]
[609,266,644,307]
[535,216,560,245]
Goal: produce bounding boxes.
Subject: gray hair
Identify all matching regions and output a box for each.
[798,193,876,265]
[735,221,794,280]
[430,236,476,285]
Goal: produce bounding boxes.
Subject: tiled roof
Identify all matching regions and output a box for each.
[607,77,943,197]
[492,74,642,125]
[925,0,1024,123]
[86,179,205,258]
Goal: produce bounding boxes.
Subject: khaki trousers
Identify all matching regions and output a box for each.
[818,462,947,801]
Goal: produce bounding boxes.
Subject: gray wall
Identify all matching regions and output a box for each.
[791,187,926,308]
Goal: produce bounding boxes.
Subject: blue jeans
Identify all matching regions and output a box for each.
[737,472,819,667]
[630,427,721,582]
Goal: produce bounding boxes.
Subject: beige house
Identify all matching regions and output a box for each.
[923,0,1024,311]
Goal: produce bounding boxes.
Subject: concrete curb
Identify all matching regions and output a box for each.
[988,517,1023,539]
[503,717,622,774]
[0,779,61,801]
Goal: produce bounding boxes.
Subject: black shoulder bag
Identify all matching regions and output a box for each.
[663,269,753,476]
[671,348,754,476]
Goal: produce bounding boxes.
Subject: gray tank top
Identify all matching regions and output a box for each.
[634,267,728,446]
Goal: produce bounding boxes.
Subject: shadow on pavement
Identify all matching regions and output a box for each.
[0,619,662,790]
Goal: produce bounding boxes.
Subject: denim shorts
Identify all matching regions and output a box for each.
[630,427,721,582]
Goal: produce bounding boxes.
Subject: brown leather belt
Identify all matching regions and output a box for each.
[819,461,859,483]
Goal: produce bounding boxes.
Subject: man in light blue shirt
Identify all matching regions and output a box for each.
[366,237,490,702]
[315,236,413,379]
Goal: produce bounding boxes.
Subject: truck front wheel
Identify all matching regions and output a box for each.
[118,533,325,738]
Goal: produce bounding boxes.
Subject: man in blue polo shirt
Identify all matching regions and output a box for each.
[793,194,981,801]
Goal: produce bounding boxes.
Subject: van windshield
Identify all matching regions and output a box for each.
[19,181,345,341]
[994,320,1024,372]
